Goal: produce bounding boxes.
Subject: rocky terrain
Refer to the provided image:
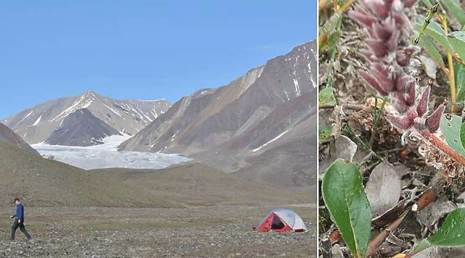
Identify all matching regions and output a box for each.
[119,41,317,188]
[1,91,171,145]
[0,206,316,258]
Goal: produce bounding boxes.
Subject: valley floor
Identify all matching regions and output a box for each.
[0,205,316,258]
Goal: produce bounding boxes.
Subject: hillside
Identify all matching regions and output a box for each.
[0,141,308,207]
[119,41,317,187]
[0,123,39,156]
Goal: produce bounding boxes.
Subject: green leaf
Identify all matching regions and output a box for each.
[428,208,465,245]
[321,31,341,52]
[418,36,445,67]
[319,13,342,37]
[441,0,465,27]
[412,239,434,254]
[440,113,465,158]
[413,208,465,254]
[460,122,465,147]
[449,31,465,63]
[319,87,336,106]
[456,64,465,101]
[319,124,333,142]
[421,0,433,8]
[322,159,371,258]
[415,16,454,53]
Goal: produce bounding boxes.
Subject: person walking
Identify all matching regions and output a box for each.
[10,198,31,241]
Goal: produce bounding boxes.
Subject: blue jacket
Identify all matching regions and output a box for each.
[15,203,24,221]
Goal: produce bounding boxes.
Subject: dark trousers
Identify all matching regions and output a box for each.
[11,219,31,240]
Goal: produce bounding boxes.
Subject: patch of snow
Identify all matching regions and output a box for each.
[32,135,190,170]
[18,110,34,124]
[33,115,42,126]
[284,90,290,101]
[137,99,165,102]
[310,47,317,58]
[252,130,289,152]
[50,95,94,122]
[102,103,122,117]
[307,63,317,88]
[293,79,301,96]
[151,109,158,119]
[135,106,152,122]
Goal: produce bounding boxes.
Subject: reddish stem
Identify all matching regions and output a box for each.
[418,129,465,167]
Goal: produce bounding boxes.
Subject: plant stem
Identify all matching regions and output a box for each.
[419,128,465,167]
[325,18,343,89]
[318,0,331,14]
[339,0,357,13]
[343,125,383,162]
[440,15,457,113]
[366,210,409,257]
[413,4,439,44]
[370,96,387,146]
[332,0,338,12]
[318,33,328,52]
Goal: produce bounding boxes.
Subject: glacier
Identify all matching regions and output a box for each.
[31,135,190,170]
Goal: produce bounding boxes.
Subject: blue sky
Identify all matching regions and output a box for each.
[0,0,316,119]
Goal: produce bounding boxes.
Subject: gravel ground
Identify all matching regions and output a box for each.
[0,205,316,258]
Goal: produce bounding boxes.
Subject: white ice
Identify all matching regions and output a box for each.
[31,135,190,170]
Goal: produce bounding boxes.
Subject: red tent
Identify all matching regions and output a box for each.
[255,209,307,233]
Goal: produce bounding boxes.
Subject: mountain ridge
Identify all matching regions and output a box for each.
[2,91,171,145]
[119,40,317,187]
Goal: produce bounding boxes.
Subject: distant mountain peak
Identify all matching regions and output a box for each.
[2,91,172,145]
[46,108,121,146]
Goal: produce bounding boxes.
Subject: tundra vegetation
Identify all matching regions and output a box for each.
[319,0,465,256]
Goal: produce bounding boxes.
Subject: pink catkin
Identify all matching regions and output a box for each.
[349,0,444,133]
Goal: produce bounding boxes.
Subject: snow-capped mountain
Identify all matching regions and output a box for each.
[1,91,171,145]
[119,41,317,187]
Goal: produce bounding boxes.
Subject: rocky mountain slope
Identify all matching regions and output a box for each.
[0,123,40,156]
[45,108,121,146]
[119,41,317,187]
[1,91,171,145]
[0,139,307,207]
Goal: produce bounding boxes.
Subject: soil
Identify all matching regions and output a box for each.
[0,205,316,258]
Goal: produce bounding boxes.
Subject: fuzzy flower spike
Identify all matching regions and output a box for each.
[349,0,445,136]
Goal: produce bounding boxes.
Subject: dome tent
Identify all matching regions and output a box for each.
[255,208,307,233]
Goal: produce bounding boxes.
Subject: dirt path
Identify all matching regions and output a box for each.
[0,205,316,257]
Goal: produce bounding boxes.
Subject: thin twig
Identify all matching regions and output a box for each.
[366,210,410,257]
[370,97,387,147]
[319,103,367,110]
